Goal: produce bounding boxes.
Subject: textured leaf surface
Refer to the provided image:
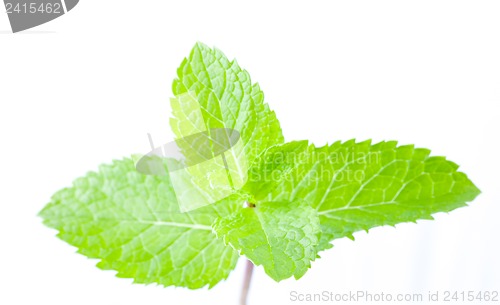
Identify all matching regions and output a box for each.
[171,42,284,165]
[39,158,240,289]
[40,43,482,288]
[245,140,480,251]
[213,201,320,281]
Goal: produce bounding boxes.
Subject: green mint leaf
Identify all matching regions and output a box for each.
[213,200,321,281]
[40,43,482,291]
[171,42,284,165]
[168,93,250,212]
[245,140,480,251]
[39,158,240,289]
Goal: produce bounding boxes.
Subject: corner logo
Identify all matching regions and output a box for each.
[4,0,79,33]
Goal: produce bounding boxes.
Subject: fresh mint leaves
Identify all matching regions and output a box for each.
[172,43,284,165]
[243,140,481,252]
[39,158,241,288]
[214,200,321,281]
[39,42,480,289]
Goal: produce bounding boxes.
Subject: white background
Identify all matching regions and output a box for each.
[1,1,499,304]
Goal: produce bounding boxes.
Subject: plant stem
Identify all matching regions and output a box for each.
[240,259,254,305]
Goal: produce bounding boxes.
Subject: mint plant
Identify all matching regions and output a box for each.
[39,42,480,304]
